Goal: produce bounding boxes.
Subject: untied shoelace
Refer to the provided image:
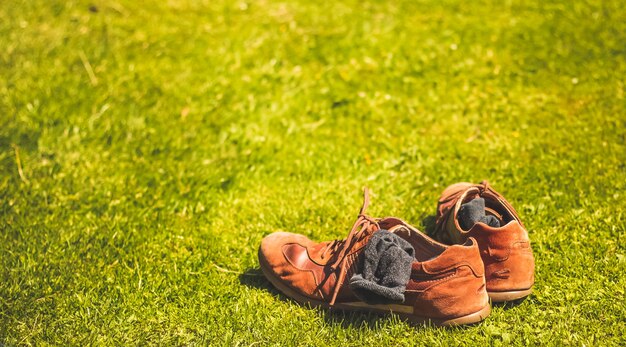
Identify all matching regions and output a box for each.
[321,188,380,306]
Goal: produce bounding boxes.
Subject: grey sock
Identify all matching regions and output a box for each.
[349,230,415,305]
[458,198,501,231]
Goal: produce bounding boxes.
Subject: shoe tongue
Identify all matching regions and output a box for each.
[457,198,501,231]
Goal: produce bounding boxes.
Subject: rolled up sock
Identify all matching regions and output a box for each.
[458,198,501,230]
[481,214,501,228]
[349,230,415,305]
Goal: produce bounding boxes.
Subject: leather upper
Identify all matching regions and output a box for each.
[259,229,375,302]
[259,216,489,319]
[433,181,535,293]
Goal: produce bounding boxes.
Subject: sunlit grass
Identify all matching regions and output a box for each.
[1,0,625,344]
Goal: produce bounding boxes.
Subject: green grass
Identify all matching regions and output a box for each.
[1,0,625,345]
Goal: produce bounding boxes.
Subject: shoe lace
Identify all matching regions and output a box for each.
[478,180,492,194]
[320,188,379,306]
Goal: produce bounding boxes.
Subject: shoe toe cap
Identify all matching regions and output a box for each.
[258,231,309,269]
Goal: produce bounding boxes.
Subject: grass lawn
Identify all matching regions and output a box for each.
[1,0,625,345]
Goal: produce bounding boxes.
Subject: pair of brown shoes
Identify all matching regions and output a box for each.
[258,181,535,326]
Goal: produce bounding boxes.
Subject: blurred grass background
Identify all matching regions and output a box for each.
[1,0,625,345]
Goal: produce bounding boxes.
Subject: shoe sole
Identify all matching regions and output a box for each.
[488,288,533,303]
[258,251,491,327]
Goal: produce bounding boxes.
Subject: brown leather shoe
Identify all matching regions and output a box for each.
[432,181,535,302]
[258,189,490,326]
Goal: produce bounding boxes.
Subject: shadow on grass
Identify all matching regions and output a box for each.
[239,268,462,330]
[239,268,277,294]
[239,268,397,329]
[492,297,528,308]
